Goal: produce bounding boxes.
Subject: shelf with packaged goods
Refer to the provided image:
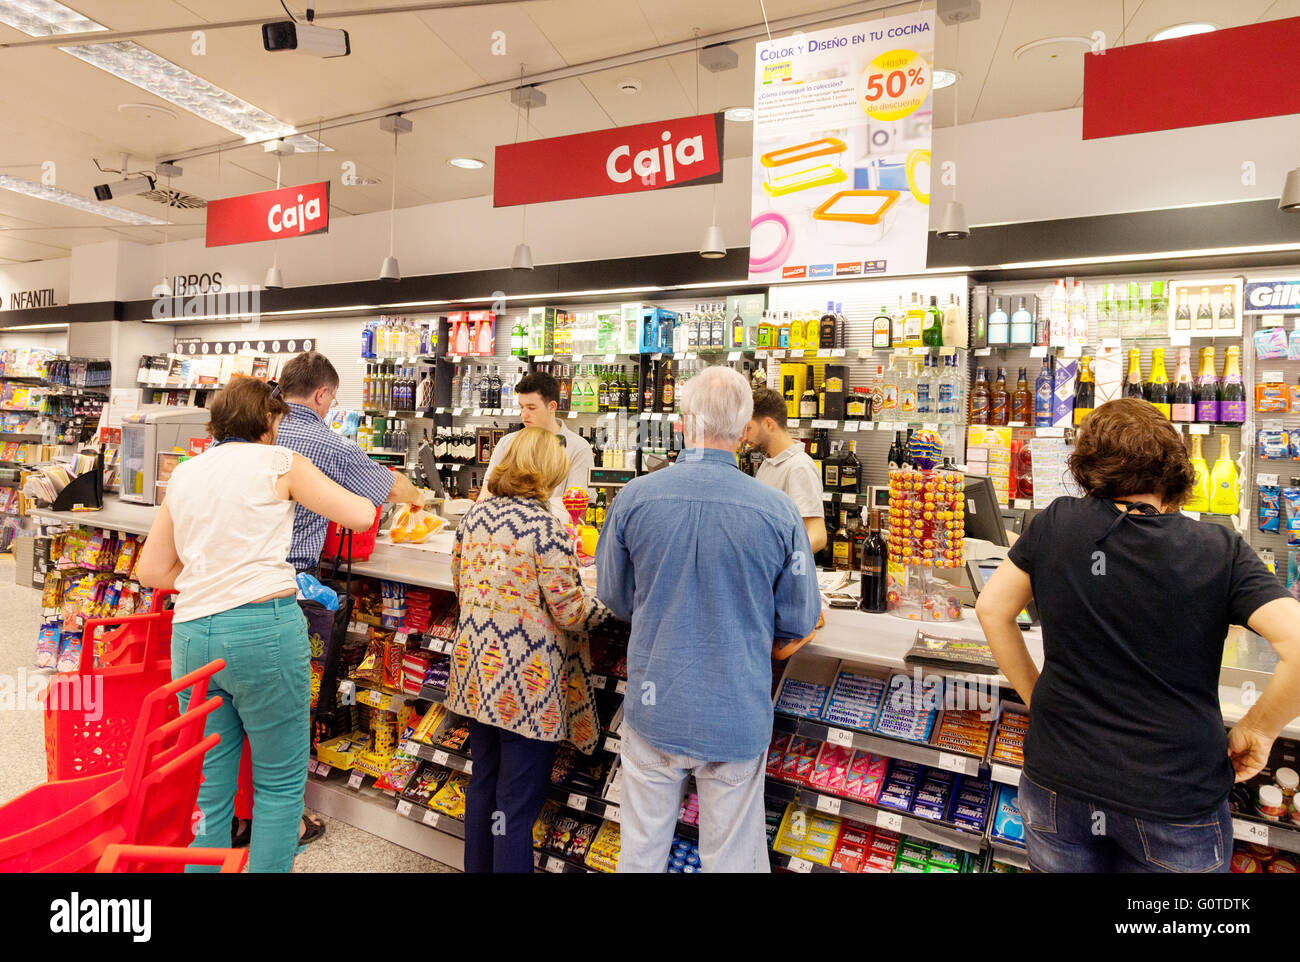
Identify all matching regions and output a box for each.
[336,678,424,714]
[363,409,425,418]
[393,796,467,839]
[302,766,464,868]
[772,711,987,778]
[137,383,220,391]
[403,738,473,776]
[770,776,987,856]
[1231,815,1300,855]
[771,851,847,873]
[533,848,597,874]
[988,762,1023,787]
[986,835,1029,870]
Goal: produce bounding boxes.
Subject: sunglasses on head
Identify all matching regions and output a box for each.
[268,379,282,401]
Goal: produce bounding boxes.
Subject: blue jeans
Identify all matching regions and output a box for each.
[464,720,557,874]
[616,725,770,873]
[172,595,310,874]
[1018,771,1232,873]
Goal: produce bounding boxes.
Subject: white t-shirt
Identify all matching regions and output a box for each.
[483,422,594,521]
[755,441,824,518]
[165,442,298,623]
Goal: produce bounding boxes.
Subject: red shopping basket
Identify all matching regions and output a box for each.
[322,503,381,562]
[43,609,178,781]
[95,843,247,873]
[0,658,224,873]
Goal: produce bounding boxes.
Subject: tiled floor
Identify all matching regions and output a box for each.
[0,555,456,873]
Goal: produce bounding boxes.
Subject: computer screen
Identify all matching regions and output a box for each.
[962,474,1009,547]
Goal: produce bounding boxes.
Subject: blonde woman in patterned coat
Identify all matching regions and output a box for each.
[446,426,609,872]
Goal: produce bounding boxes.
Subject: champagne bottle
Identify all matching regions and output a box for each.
[1219,346,1245,424]
[1208,433,1239,516]
[1171,348,1194,422]
[1073,356,1095,425]
[1184,434,1211,512]
[1145,347,1172,419]
[1195,346,1220,423]
[1124,348,1145,399]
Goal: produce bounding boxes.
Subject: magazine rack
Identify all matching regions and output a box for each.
[49,448,104,511]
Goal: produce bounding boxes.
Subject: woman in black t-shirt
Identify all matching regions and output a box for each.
[976,398,1300,873]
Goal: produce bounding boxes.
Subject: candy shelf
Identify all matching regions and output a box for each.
[988,762,1023,787]
[336,678,420,714]
[770,851,845,874]
[986,836,1029,870]
[393,797,467,839]
[533,848,596,874]
[785,783,986,856]
[406,740,473,775]
[302,766,464,869]
[773,712,986,777]
[550,786,623,824]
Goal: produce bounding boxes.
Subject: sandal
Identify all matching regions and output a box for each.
[299,813,327,845]
[231,816,251,848]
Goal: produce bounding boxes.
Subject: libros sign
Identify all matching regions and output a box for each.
[494,113,724,207]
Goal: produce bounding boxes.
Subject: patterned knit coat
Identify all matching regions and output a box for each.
[445,495,607,752]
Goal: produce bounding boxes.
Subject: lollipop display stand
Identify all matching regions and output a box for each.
[885,431,965,622]
[562,486,596,564]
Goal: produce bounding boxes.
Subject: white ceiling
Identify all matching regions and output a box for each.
[0,0,1296,263]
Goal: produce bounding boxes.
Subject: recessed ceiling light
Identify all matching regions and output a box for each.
[1013,36,1093,61]
[0,174,167,225]
[118,102,178,121]
[1149,22,1217,42]
[933,69,960,90]
[723,106,754,122]
[0,0,105,36]
[448,157,485,170]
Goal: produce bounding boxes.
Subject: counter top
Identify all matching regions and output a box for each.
[30,495,158,537]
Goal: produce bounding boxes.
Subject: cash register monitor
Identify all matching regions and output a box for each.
[961,474,1010,547]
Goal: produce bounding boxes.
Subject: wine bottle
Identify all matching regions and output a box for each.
[1171,348,1194,422]
[1219,346,1245,424]
[1195,346,1220,423]
[1145,347,1172,419]
[1073,356,1095,425]
[1184,434,1211,512]
[1208,433,1239,516]
[858,508,889,613]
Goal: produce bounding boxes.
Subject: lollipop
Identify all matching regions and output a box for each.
[562,486,589,528]
[907,429,944,471]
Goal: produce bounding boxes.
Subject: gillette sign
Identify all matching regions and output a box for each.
[1244,281,1300,314]
[205,181,330,248]
[494,113,724,207]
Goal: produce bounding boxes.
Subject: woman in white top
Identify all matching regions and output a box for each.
[138,377,374,873]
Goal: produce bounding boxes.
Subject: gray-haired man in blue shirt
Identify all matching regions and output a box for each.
[597,365,821,872]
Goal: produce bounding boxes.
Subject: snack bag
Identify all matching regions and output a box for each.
[34,621,60,669]
[1260,485,1282,533]
[56,632,83,673]
[113,536,138,575]
[1285,488,1300,547]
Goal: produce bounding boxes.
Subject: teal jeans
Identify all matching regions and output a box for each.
[172,595,310,873]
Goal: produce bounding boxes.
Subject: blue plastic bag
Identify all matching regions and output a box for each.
[297,572,341,610]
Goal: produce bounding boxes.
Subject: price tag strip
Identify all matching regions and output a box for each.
[396,799,413,817]
[1232,819,1270,845]
[347,771,365,790]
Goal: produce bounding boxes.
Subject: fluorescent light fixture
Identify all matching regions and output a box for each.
[1149,22,1217,42]
[60,41,300,142]
[448,157,485,170]
[0,174,166,225]
[994,241,1300,272]
[933,69,960,90]
[0,0,105,36]
[723,106,754,122]
[282,133,332,152]
[0,322,69,331]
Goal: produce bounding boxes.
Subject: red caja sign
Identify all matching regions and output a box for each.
[205,181,331,248]
[494,113,724,207]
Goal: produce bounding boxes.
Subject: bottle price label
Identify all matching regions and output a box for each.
[815,795,842,816]
[728,352,741,361]
[453,408,463,416]
[789,419,801,428]
[826,727,854,748]
[539,355,553,362]
[1170,332,1191,347]
[811,420,836,429]
[651,413,663,421]
[974,348,992,356]
[1029,346,1048,358]
[1189,423,1210,435]
[843,422,859,433]
[604,354,617,363]
[567,793,587,811]
[832,349,846,357]
[568,411,579,419]
[857,348,873,359]
[771,350,787,359]
[818,349,830,358]
[435,407,446,415]
[1063,345,1082,358]
[347,771,365,789]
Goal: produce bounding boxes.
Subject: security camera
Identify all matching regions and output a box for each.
[262,20,350,58]
[93,174,155,202]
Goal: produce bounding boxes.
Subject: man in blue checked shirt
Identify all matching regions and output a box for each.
[597,365,821,873]
[275,351,422,575]
[231,351,421,849]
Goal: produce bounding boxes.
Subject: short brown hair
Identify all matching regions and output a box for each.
[751,387,787,428]
[486,427,568,501]
[1067,398,1195,507]
[207,376,290,442]
[278,350,339,400]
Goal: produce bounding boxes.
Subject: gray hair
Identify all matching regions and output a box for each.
[680,365,753,445]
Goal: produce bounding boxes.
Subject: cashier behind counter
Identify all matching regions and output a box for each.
[476,371,593,522]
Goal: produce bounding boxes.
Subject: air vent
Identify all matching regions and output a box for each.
[141,187,207,209]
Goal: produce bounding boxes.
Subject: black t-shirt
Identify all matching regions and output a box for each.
[1008,495,1289,820]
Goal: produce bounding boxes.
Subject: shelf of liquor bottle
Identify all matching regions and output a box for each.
[364,449,407,458]
[361,355,436,365]
[772,712,985,778]
[438,408,521,419]
[363,409,425,418]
